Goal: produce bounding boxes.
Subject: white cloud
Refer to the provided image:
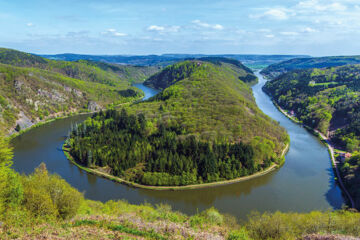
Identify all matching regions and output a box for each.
[26,22,34,27]
[265,34,275,38]
[250,8,292,20]
[280,31,299,36]
[146,25,180,33]
[192,20,224,30]
[147,25,165,31]
[302,27,317,33]
[264,9,289,20]
[102,29,127,37]
[297,0,347,12]
[258,28,271,33]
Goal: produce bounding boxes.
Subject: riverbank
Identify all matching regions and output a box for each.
[63,143,289,191]
[7,98,142,141]
[270,99,355,209]
[8,110,92,141]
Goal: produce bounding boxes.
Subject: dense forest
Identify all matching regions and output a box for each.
[264,65,360,152]
[68,109,273,186]
[0,48,160,133]
[67,59,288,186]
[340,152,360,209]
[261,56,360,79]
[144,57,257,90]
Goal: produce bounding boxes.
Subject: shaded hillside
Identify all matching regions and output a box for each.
[68,60,288,186]
[0,64,141,133]
[261,56,360,79]
[82,60,161,83]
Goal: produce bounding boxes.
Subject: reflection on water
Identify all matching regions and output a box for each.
[11,81,344,220]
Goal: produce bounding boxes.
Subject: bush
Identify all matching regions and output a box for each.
[227,229,251,240]
[22,163,84,219]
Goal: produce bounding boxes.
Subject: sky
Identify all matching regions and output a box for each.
[0,0,359,56]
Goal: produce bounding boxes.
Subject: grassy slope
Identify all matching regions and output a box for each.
[261,56,360,79]
[5,198,360,240]
[134,59,288,155]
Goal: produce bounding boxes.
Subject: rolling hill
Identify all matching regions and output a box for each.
[41,52,307,68]
[261,56,360,79]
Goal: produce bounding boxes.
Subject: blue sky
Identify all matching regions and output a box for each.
[0,0,359,56]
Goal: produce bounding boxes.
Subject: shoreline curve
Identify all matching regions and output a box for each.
[62,143,289,191]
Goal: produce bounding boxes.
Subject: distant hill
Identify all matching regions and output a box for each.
[144,57,257,90]
[41,52,308,68]
[261,56,360,79]
[0,48,160,86]
[68,58,288,187]
[0,48,160,133]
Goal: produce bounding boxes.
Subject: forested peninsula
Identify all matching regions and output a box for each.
[66,58,289,187]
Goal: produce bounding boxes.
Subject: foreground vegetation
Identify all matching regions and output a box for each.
[0,134,359,239]
[67,58,288,186]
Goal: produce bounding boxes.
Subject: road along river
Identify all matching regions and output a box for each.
[11,75,344,219]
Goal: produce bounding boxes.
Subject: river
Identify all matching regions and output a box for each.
[11,72,345,219]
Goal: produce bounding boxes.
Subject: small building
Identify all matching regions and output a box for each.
[339,153,352,162]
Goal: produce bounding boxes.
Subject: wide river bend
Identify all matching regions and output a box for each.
[11,72,344,219]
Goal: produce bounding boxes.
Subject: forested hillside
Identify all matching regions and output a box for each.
[144,57,257,90]
[67,59,288,186]
[261,56,360,79]
[0,48,159,133]
[263,65,360,209]
[264,65,360,152]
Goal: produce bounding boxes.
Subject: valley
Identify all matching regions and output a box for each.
[1,49,358,239]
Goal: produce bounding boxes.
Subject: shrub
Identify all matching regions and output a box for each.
[227,229,251,240]
[22,163,84,219]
